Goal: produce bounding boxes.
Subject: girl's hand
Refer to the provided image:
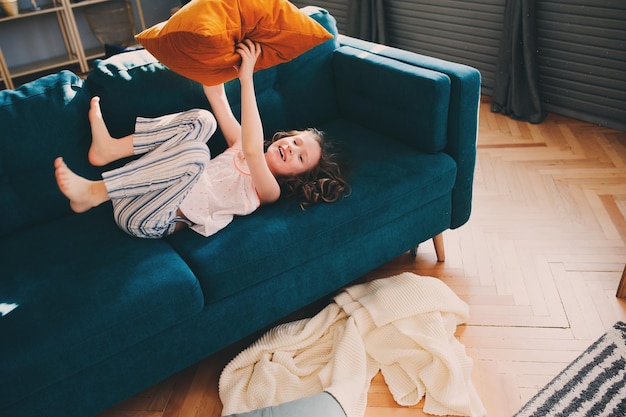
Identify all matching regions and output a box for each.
[235,39,261,82]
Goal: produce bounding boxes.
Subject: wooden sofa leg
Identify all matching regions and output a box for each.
[433,233,445,262]
[617,264,626,299]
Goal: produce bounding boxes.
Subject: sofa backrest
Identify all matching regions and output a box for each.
[84,51,209,139]
[0,71,93,238]
[332,45,451,154]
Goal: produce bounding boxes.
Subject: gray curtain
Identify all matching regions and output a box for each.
[491,0,545,123]
[346,0,387,44]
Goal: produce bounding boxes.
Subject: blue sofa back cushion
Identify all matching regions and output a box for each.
[0,71,93,237]
[85,50,209,139]
[333,46,450,154]
[0,204,204,409]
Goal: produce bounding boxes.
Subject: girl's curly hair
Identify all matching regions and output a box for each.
[266,128,350,208]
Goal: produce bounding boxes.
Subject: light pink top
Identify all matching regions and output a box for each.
[179,146,260,237]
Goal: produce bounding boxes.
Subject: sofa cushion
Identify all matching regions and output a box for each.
[0,205,204,409]
[0,71,92,237]
[135,0,333,86]
[333,45,450,154]
[85,50,209,139]
[166,120,456,305]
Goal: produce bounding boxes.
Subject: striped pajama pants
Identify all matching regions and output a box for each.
[102,109,217,238]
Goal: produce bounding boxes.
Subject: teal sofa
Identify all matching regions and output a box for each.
[0,8,480,417]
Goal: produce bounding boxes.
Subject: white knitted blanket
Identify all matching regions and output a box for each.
[219,272,486,417]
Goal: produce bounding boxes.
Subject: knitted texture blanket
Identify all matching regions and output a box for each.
[219,272,486,417]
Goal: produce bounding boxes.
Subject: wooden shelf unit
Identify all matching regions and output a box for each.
[0,0,145,90]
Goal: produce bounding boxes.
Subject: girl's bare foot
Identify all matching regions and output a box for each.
[87,96,133,166]
[54,157,109,213]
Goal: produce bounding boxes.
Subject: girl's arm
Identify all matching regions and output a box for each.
[203,84,241,148]
[236,40,281,204]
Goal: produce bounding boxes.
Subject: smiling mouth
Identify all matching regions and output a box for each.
[278,147,285,161]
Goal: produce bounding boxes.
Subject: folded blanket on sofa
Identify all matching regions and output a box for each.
[219,272,486,417]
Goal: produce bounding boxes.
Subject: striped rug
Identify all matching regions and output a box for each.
[514,321,626,417]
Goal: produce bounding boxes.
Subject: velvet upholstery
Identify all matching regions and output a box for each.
[167,121,456,305]
[84,49,208,138]
[338,36,481,228]
[0,205,204,408]
[0,7,480,417]
[333,46,450,154]
[0,71,92,236]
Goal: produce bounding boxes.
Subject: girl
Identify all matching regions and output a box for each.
[54,40,348,238]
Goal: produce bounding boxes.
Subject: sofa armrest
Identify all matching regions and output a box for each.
[333,45,451,154]
[338,35,481,229]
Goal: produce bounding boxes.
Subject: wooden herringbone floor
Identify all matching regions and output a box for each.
[98,98,626,417]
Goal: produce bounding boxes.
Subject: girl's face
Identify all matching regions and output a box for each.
[265,131,322,177]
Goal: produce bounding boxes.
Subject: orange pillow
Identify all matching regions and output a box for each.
[135,0,333,86]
